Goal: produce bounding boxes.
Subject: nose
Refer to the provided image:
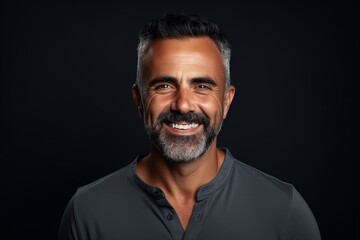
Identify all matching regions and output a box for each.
[170,88,195,114]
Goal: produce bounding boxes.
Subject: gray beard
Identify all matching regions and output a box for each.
[145,123,221,163]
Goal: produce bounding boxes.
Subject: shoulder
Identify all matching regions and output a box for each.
[228,155,321,239]
[58,160,152,240]
[72,163,136,207]
[225,152,300,219]
[231,156,295,198]
[77,165,130,194]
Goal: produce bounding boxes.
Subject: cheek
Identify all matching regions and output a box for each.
[143,95,170,124]
[196,95,225,121]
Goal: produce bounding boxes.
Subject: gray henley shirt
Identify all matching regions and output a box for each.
[59,149,321,240]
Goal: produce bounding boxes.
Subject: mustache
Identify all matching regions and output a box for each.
[157,111,210,127]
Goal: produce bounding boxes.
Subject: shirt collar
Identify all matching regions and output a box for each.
[128,148,235,202]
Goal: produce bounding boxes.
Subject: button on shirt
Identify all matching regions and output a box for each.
[59,149,321,240]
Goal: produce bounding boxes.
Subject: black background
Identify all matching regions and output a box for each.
[1,1,359,239]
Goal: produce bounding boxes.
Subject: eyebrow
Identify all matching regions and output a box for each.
[148,76,218,87]
[191,77,218,87]
[148,76,178,87]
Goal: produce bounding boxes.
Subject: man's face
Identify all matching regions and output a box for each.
[133,37,235,163]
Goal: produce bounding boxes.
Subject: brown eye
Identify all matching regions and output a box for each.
[155,84,171,90]
[158,84,171,89]
[154,84,174,93]
[197,85,211,90]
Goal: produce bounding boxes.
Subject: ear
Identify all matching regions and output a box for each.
[223,85,235,119]
[132,84,143,119]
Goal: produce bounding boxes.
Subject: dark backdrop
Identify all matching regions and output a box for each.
[1,1,358,239]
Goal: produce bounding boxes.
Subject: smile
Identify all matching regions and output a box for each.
[170,123,199,130]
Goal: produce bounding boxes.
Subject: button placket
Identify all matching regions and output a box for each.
[153,190,165,200]
[152,191,184,240]
[166,213,174,221]
[162,208,184,240]
[181,198,209,240]
[195,212,202,221]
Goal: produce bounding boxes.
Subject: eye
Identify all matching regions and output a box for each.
[157,84,171,89]
[196,84,211,90]
[155,84,172,89]
[154,84,174,93]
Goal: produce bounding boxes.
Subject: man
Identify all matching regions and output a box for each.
[59,13,321,240]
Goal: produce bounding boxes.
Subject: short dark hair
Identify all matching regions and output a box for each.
[136,13,231,91]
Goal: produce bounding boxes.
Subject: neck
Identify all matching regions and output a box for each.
[136,141,225,230]
[136,141,225,200]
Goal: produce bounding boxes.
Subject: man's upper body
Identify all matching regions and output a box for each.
[59,13,321,239]
[59,149,320,240]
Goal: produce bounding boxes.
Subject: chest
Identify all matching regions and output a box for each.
[88,194,282,240]
[167,199,195,230]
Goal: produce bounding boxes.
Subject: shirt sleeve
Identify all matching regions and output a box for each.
[58,196,81,240]
[283,187,321,240]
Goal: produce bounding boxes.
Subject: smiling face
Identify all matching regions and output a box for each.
[133,37,235,162]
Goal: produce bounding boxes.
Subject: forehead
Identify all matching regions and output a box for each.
[143,37,225,82]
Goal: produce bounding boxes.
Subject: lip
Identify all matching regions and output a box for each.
[163,122,203,135]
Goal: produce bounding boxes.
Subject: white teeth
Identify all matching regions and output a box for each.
[171,123,199,130]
